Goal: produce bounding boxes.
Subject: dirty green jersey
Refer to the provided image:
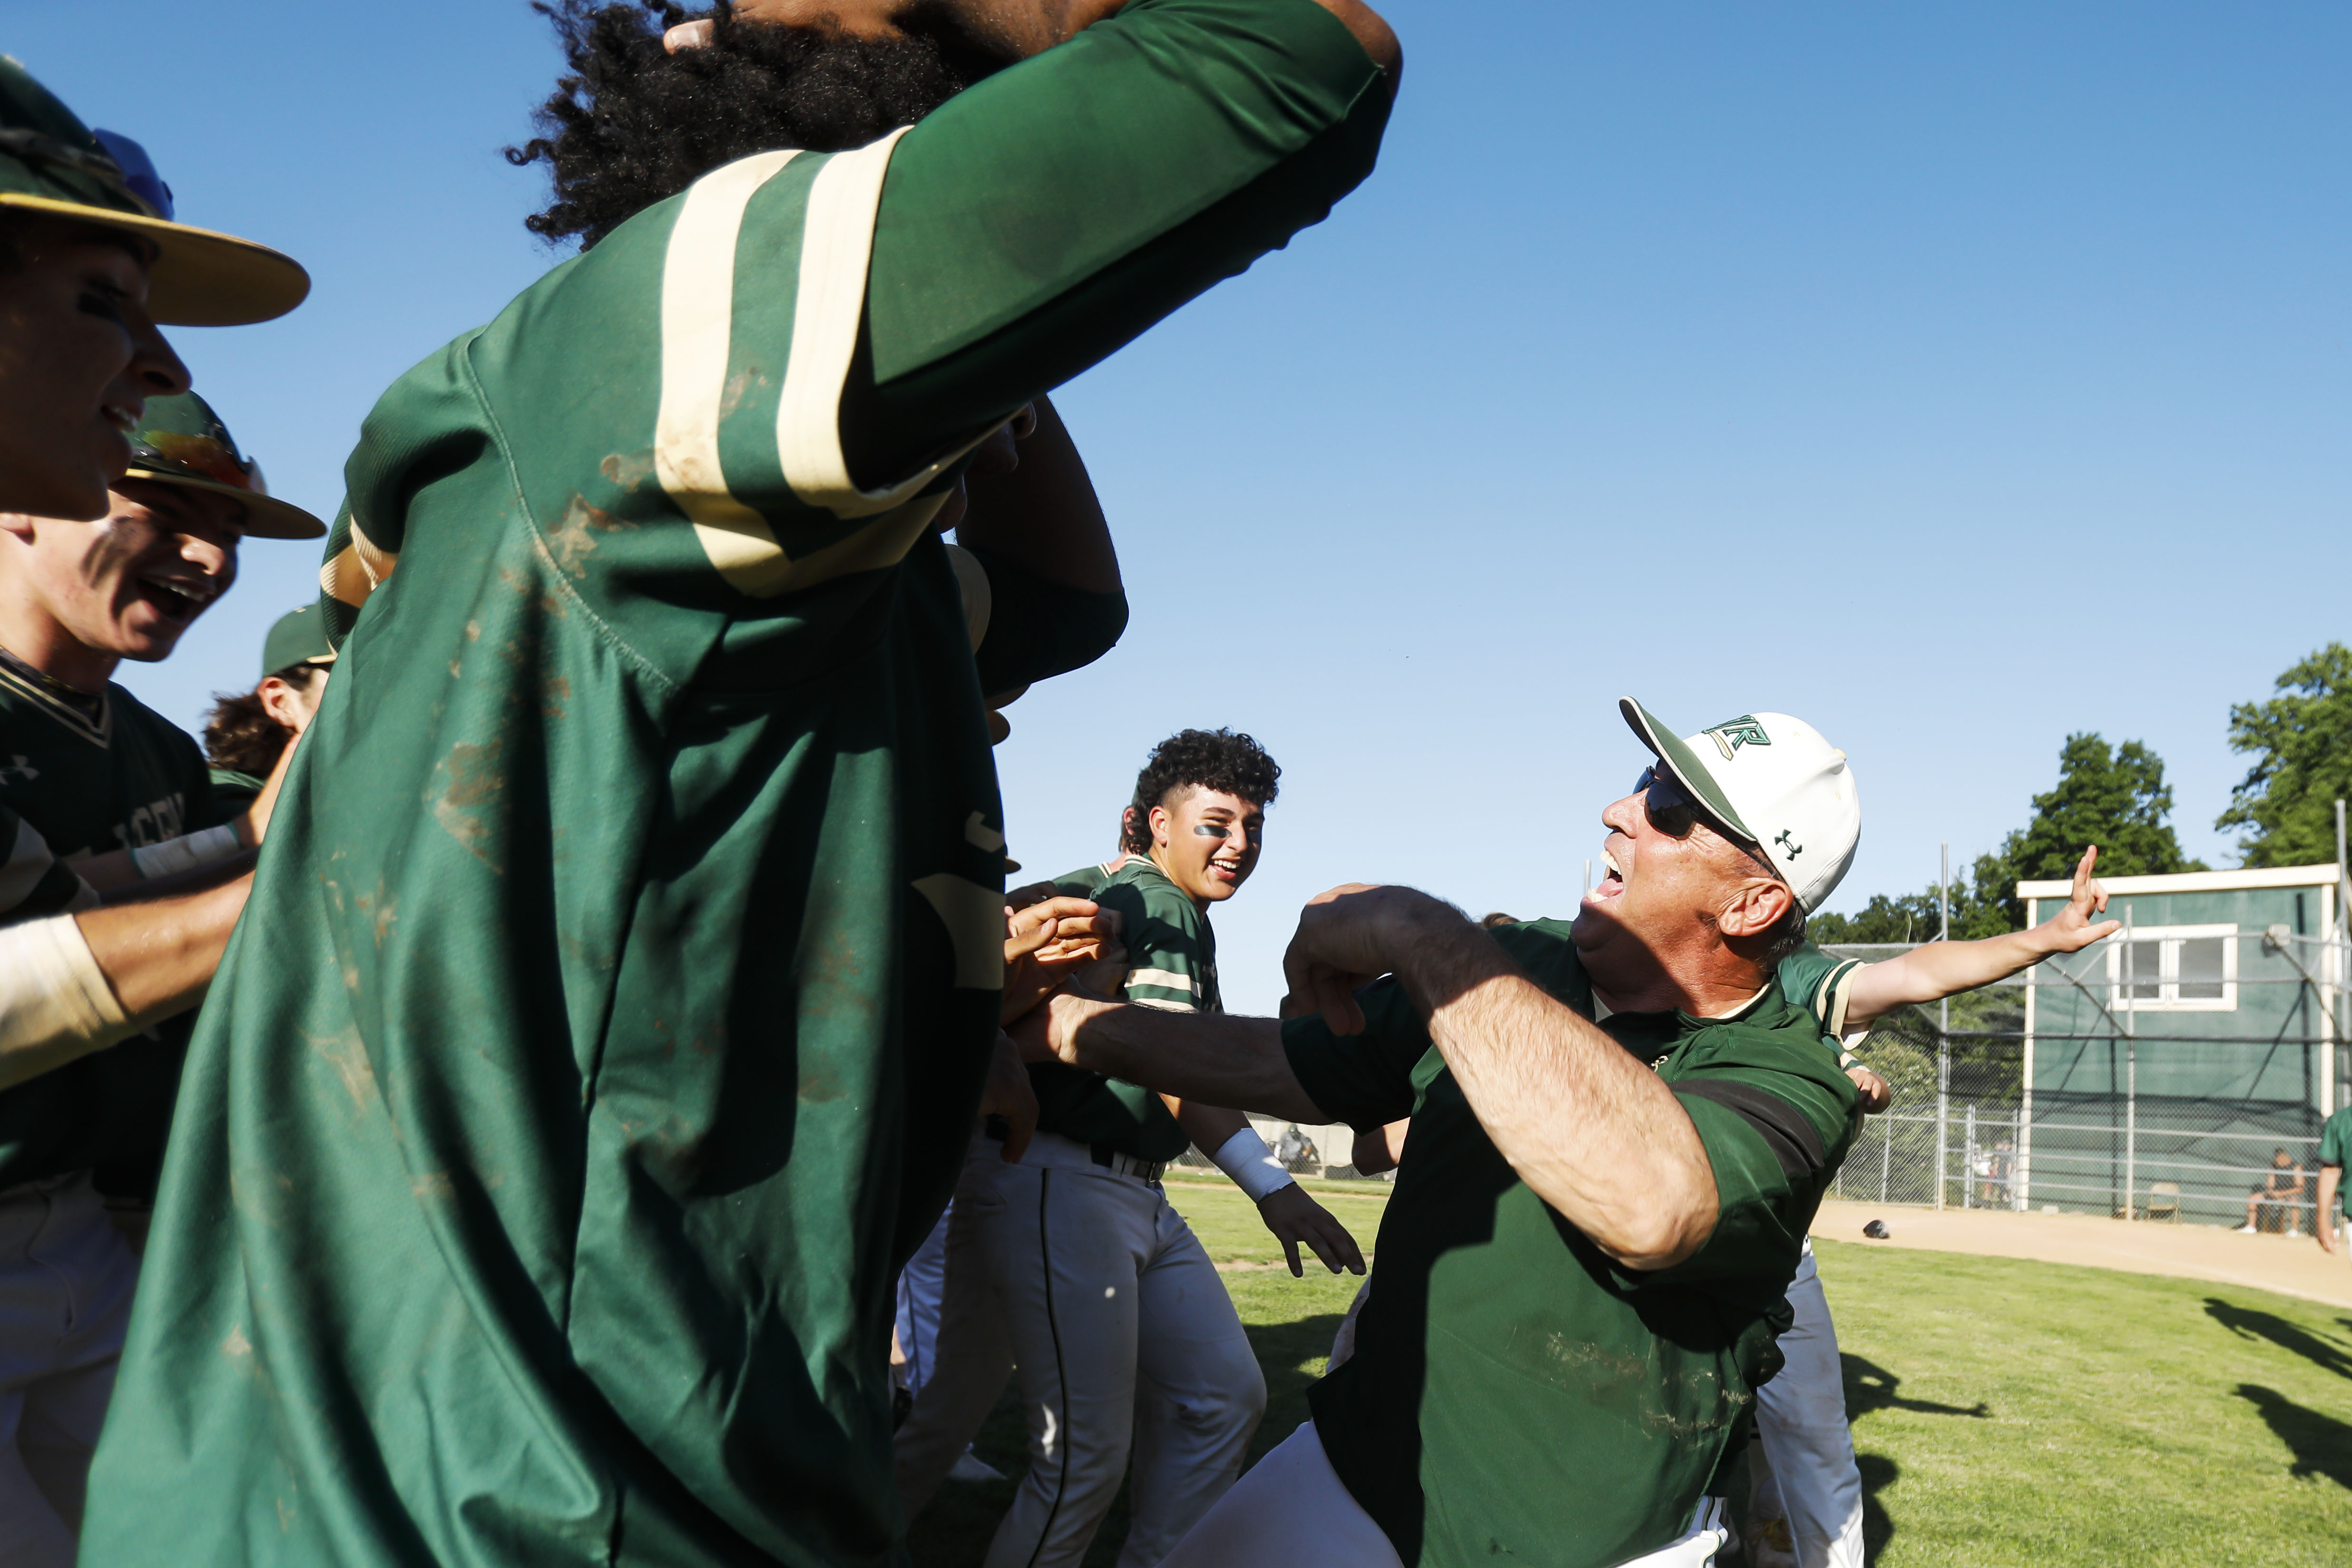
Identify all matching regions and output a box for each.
[1288,921,1860,1568]
[1030,857,1215,1161]
[0,665,221,1195]
[83,5,1391,1566]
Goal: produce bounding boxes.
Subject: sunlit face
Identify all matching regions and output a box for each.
[1573,765,1774,987]
[0,217,190,521]
[1150,786,1265,905]
[1,480,244,669]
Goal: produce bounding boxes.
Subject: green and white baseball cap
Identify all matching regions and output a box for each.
[260,603,336,679]
[1619,697,1862,913]
[0,58,308,326]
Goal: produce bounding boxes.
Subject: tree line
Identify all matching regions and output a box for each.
[1811,642,2352,944]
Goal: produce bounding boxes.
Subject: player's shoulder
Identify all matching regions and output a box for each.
[103,685,205,764]
[1775,941,1864,1029]
[1483,918,1593,1008]
[1101,859,1201,928]
[1673,992,1855,1093]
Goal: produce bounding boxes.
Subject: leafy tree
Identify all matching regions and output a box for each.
[2216,642,2352,868]
[1812,732,2202,943]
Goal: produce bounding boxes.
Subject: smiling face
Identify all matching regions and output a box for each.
[1148,787,1265,907]
[1574,767,1794,1009]
[0,216,191,521]
[0,479,244,687]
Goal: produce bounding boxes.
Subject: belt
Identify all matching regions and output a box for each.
[982,1120,1167,1185]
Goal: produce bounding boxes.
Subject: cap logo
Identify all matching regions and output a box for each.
[1704,715,1771,759]
[1773,828,1803,862]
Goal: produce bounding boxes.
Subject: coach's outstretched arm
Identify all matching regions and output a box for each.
[1283,884,1721,1272]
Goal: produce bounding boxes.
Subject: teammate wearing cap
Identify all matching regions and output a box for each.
[201,604,336,813]
[896,728,1365,1568]
[0,59,305,523]
[1018,698,1865,1568]
[0,387,322,1567]
[82,4,1398,1563]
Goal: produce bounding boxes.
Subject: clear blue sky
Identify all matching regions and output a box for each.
[14,2,2347,1012]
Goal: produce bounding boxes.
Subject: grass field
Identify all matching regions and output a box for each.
[905,1178,2352,1567]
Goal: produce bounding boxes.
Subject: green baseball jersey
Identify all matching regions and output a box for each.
[1048,853,1136,900]
[0,662,223,1196]
[1030,857,1214,1161]
[0,804,92,922]
[1287,920,1860,1568]
[1775,941,1868,1043]
[2321,1107,2352,1171]
[83,6,1391,1566]
[206,765,267,814]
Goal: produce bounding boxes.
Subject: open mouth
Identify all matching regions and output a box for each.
[133,575,213,624]
[1588,845,1628,904]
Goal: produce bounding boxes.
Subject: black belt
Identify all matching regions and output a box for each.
[981,1118,1166,1183]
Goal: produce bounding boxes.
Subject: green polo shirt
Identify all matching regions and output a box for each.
[0,662,224,1197]
[2321,1107,2352,1195]
[83,6,1392,1566]
[1288,920,1860,1568]
[1775,941,1869,1043]
[1030,857,1211,1161]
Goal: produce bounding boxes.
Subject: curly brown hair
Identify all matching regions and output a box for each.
[504,0,1010,251]
[1122,730,1282,854]
[203,666,321,778]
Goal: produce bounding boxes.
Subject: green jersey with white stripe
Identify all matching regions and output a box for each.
[1030,856,1217,1161]
[83,5,1392,1564]
[1776,941,1869,1044]
[0,664,222,1197]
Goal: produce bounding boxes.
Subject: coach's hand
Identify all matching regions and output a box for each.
[1255,1184,1367,1278]
[979,1032,1039,1163]
[1282,883,1456,1035]
[1002,897,1122,1024]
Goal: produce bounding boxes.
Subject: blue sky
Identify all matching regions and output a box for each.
[13,1,2346,1012]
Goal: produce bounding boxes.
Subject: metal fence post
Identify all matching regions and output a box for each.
[1937,843,1950,1211]
[2124,905,2137,1221]
[1964,1104,1978,1208]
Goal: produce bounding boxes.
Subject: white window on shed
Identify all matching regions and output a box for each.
[2106,924,2238,1011]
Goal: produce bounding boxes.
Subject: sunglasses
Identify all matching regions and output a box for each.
[1634,765,1713,841]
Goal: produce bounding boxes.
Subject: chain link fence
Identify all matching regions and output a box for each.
[1826,933,2349,1230]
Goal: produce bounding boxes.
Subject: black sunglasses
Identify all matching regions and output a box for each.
[1635,765,1707,839]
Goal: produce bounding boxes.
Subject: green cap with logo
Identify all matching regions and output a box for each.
[124,392,325,540]
[0,56,307,325]
[261,603,336,680]
[1620,696,1863,913]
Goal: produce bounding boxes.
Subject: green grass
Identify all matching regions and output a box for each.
[905,1182,2352,1567]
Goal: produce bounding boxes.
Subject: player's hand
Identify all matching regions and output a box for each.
[1002,897,1122,1024]
[1846,1063,1891,1115]
[1280,883,1441,1035]
[1009,988,1117,1070]
[2319,1219,2339,1256]
[979,1032,1039,1164]
[1254,1183,1367,1278]
[2037,846,2120,955]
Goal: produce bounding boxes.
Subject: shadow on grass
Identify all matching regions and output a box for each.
[1857,1452,1901,1560]
[2236,1385,2352,1490]
[1842,1353,1990,1420]
[2205,1299,2352,1381]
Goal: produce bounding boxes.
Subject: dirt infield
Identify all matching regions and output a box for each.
[1811,1197,2352,1308]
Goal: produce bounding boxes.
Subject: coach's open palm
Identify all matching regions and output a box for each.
[1255,1183,1368,1278]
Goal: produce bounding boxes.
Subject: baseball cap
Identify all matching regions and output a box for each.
[124,392,326,540]
[260,604,336,680]
[1619,697,1862,913]
[0,59,308,325]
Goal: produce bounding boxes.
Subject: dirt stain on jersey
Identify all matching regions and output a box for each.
[546,494,637,580]
[430,739,506,874]
[601,449,656,491]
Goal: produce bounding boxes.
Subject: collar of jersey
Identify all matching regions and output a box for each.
[0,647,110,747]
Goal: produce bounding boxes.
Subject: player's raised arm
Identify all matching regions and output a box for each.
[1840,844,2118,1031]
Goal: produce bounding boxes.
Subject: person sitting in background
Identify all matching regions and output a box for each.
[202,604,333,812]
[2241,1149,2308,1235]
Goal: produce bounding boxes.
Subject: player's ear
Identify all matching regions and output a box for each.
[1149,804,1172,850]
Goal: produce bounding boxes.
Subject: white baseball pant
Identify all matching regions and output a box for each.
[895,1133,1264,1568]
[0,1172,140,1568]
[1749,1243,1865,1568]
[1156,1421,1731,1568]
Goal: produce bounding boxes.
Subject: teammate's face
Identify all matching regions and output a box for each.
[0,217,190,522]
[0,480,244,679]
[1574,776,1772,989]
[1149,787,1264,905]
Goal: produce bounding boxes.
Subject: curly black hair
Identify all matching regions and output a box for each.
[1123,729,1282,853]
[505,1,1012,250]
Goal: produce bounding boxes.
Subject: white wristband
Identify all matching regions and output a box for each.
[1211,1128,1294,1204]
[130,823,244,881]
[0,912,134,1061]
